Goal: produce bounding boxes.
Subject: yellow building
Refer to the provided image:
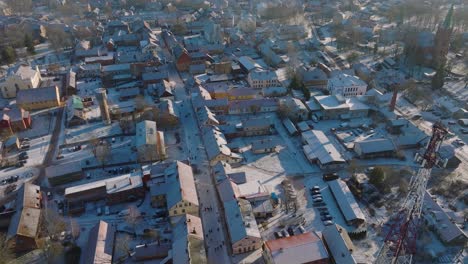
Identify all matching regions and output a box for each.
[16,85,60,111]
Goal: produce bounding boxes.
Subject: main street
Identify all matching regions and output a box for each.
[167,63,231,264]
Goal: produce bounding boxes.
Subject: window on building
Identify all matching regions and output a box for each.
[182,209,185,213]
[173,210,177,214]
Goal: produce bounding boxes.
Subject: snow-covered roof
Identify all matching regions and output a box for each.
[224,199,261,244]
[165,161,199,209]
[302,130,345,164]
[216,178,240,203]
[321,224,357,264]
[82,220,115,264]
[423,192,467,243]
[354,138,395,154]
[264,232,329,263]
[135,120,158,147]
[328,73,366,88]
[328,179,366,224]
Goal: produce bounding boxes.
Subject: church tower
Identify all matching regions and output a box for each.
[433,5,454,68]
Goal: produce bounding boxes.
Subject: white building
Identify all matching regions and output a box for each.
[1,65,42,98]
[247,70,280,89]
[135,120,166,162]
[327,73,367,98]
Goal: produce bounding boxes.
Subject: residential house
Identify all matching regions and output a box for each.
[142,71,169,88]
[81,220,115,264]
[0,106,32,136]
[321,224,357,264]
[302,130,346,170]
[66,95,86,127]
[1,65,42,98]
[198,106,219,126]
[156,100,179,127]
[354,138,396,159]
[313,95,369,120]
[224,199,262,254]
[300,67,328,89]
[228,99,278,115]
[423,191,467,245]
[238,56,262,73]
[279,98,309,121]
[251,139,278,154]
[242,118,274,136]
[149,161,199,218]
[202,126,243,166]
[16,85,61,111]
[172,214,207,264]
[248,70,280,89]
[135,120,166,162]
[4,135,20,153]
[327,73,367,98]
[262,87,288,97]
[263,232,329,264]
[328,179,366,227]
[173,45,191,72]
[77,64,101,79]
[6,183,42,252]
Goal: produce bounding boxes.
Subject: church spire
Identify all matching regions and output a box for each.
[442,5,454,29]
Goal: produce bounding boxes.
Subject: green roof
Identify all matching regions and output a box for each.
[71,95,84,109]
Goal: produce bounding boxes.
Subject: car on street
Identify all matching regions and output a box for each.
[311,194,322,199]
[287,227,295,236]
[321,215,333,221]
[313,197,323,203]
[460,129,468,134]
[320,210,329,216]
[297,225,306,234]
[323,220,334,226]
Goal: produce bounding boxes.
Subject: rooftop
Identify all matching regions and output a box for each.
[224,199,261,244]
[328,179,366,223]
[136,120,158,147]
[265,232,329,264]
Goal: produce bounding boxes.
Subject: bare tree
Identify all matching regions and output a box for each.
[95,143,111,166]
[0,233,14,262]
[46,27,73,51]
[38,209,67,262]
[124,205,141,236]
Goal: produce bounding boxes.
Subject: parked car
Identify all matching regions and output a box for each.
[323,173,339,181]
[19,155,28,161]
[313,198,323,203]
[320,210,329,216]
[287,227,295,236]
[310,186,320,191]
[274,231,283,239]
[297,225,306,234]
[460,129,468,134]
[97,207,102,216]
[323,220,334,226]
[313,202,326,207]
[21,144,30,150]
[310,189,320,195]
[321,215,333,221]
[281,229,290,238]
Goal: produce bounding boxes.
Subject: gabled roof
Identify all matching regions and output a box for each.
[322,224,357,264]
[82,221,115,264]
[328,180,365,223]
[224,199,261,244]
[166,161,199,209]
[7,183,41,240]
